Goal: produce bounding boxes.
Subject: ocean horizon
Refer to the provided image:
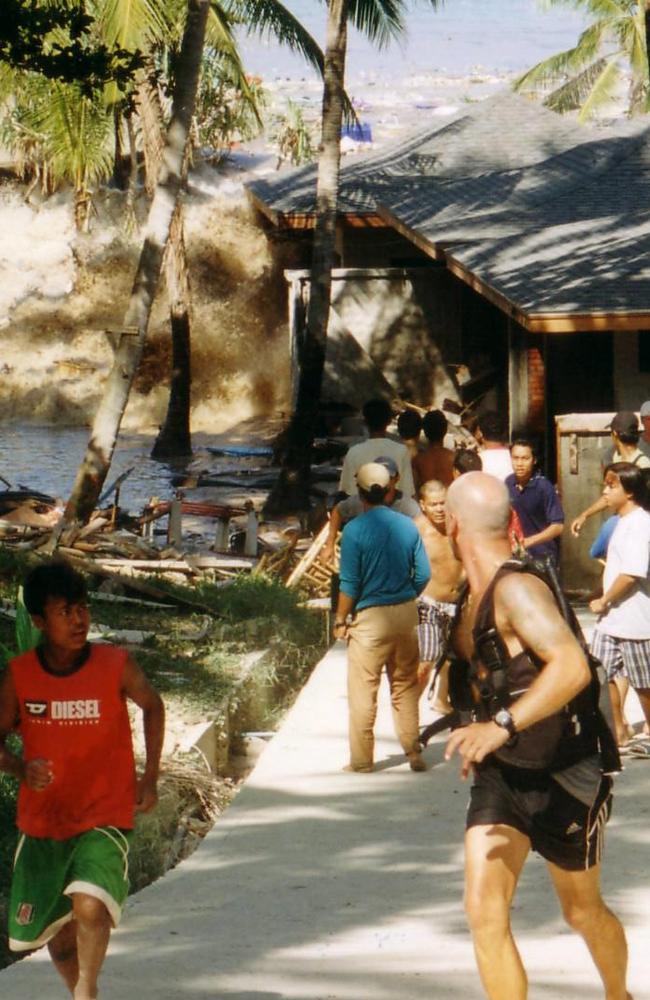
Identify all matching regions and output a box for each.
[237,0,588,82]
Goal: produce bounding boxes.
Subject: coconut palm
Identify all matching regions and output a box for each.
[265,0,441,514]
[59,0,212,531]
[57,0,328,517]
[514,0,649,120]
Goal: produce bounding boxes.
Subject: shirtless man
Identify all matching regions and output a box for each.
[444,472,629,1000]
[414,481,464,704]
[412,410,455,490]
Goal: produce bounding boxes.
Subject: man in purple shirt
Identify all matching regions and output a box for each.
[506,439,565,566]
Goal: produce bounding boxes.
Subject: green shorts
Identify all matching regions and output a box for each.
[9,826,132,952]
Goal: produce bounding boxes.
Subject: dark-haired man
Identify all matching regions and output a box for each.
[339,398,415,498]
[0,560,164,999]
[590,462,650,747]
[334,463,430,772]
[321,456,420,567]
[572,411,650,537]
[412,409,455,489]
[475,411,513,481]
[506,439,564,566]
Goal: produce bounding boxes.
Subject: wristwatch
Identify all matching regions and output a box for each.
[493,708,517,738]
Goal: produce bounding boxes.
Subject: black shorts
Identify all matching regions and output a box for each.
[466,764,612,871]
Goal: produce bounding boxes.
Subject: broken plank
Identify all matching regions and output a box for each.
[60,552,223,616]
[286,523,330,589]
[97,556,256,572]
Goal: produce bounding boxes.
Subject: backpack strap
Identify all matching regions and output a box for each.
[472,556,620,773]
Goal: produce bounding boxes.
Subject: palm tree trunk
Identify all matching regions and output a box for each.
[58,0,209,531]
[264,0,348,514]
[151,203,193,458]
[645,2,650,94]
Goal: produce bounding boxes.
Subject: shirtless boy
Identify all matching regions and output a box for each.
[0,560,165,999]
[415,480,464,703]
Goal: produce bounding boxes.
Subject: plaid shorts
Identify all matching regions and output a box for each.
[591,629,650,688]
[416,598,455,665]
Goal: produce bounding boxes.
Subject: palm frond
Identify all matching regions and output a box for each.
[219,0,324,75]
[347,0,405,47]
[538,0,633,15]
[0,64,21,105]
[618,8,648,79]
[92,0,172,51]
[576,55,622,119]
[541,54,619,117]
[514,20,611,92]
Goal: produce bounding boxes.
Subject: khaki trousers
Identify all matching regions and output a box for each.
[346,601,420,769]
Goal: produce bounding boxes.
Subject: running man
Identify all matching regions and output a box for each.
[444,472,629,1000]
[0,560,165,999]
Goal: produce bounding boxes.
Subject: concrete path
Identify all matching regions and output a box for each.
[4,641,650,999]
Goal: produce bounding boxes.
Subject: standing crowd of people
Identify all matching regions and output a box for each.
[1,396,649,998]
[327,397,650,1000]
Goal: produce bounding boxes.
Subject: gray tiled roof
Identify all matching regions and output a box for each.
[248,91,606,217]
[249,89,650,318]
[421,127,650,316]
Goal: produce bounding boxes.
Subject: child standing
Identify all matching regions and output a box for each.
[0,560,165,999]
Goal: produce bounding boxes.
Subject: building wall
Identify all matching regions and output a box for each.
[285,266,462,409]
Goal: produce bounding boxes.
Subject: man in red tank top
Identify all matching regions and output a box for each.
[0,560,165,999]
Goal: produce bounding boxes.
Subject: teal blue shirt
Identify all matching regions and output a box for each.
[339,505,430,610]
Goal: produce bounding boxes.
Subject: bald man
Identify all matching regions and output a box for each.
[444,473,628,1000]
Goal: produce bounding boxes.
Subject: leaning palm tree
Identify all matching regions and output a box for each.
[265,0,441,513]
[514,0,649,121]
[88,0,325,459]
[59,0,212,531]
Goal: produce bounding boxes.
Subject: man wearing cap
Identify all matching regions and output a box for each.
[571,411,650,537]
[334,462,431,772]
[338,398,415,499]
[321,456,420,567]
[639,400,650,458]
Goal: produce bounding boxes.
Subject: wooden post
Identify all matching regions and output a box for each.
[168,497,183,546]
[214,516,230,553]
[244,503,258,557]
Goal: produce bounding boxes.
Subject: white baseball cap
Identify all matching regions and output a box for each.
[356,462,390,491]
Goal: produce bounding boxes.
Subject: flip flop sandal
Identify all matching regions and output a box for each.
[628,741,650,758]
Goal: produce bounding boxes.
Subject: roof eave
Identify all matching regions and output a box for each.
[446,253,650,332]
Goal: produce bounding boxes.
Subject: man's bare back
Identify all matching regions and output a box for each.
[413,445,455,490]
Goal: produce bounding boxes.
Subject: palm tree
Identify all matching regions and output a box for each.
[56,0,327,522]
[514,0,649,120]
[59,0,211,531]
[265,0,440,514]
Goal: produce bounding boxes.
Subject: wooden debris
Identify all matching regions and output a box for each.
[286,523,331,592]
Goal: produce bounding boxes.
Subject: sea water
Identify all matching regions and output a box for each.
[236,0,588,81]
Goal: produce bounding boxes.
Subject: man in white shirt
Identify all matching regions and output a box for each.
[475,411,513,481]
[590,461,650,746]
[338,398,415,498]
